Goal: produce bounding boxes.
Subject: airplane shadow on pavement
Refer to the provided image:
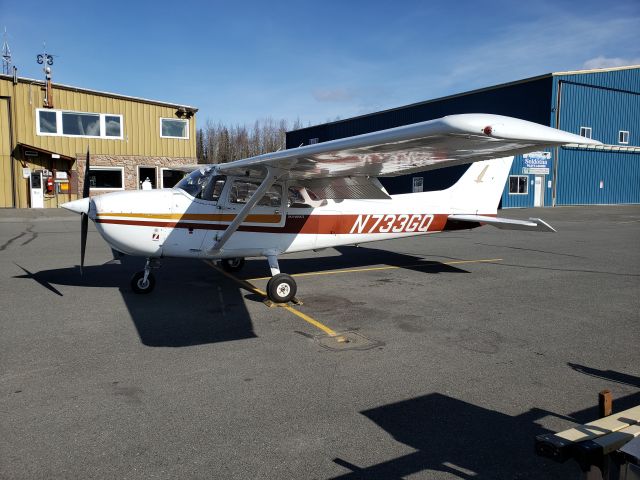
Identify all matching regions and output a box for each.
[13,256,256,347]
[13,245,470,348]
[330,389,640,480]
[233,245,472,279]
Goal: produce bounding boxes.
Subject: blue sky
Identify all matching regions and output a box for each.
[2,0,639,128]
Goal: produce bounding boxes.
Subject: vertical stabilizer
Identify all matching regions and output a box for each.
[446,156,514,214]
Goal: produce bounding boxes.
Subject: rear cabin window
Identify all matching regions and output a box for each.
[287,186,313,208]
[230,180,282,207]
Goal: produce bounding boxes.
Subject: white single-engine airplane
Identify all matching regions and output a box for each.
[62,114,599,303]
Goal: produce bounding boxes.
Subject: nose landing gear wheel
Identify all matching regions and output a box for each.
[266,273,297,303]
[131,271,156,294]
[221,257,245,272]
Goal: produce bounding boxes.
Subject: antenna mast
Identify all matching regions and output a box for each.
[2,28,11,75]
[36,42,55,108]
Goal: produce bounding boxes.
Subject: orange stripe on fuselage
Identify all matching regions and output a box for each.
[93,212,477,235]
[96,212,282,224]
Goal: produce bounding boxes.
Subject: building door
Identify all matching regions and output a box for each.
[0,98,13,207]
[138,166,157,189]
[534,175,543,207]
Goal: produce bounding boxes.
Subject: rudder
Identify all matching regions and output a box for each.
[446,156,514,214]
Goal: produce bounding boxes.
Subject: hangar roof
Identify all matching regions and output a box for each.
[288,65,639,134]
[0,74,198,112]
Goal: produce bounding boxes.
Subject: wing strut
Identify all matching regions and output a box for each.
[208,167,283,255]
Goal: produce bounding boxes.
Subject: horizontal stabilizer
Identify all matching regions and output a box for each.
[448,214,556,232]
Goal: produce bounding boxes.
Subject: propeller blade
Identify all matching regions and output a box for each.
[80,147,90,274]
[80,212,88,274]
[82,148,91,199]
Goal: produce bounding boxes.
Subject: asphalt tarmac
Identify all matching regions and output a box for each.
[1,205,639,479]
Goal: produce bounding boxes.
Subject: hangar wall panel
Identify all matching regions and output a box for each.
[549,69,640,206]
[557,149,640,205]
[556,81,639,145]
[0,98,12,207]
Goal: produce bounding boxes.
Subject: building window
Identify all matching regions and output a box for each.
[160,168,186,188]
[62,112,100,136]
[36,109,123,139]
[105,115,122,137]
[619,131,629,144]
[160,118,189,139]
[509,175,528,195]
[580,126,592,139]
[88,167,124,190]
[38,110,57,134]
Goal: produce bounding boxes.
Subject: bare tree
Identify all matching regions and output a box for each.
[196,117,297,164]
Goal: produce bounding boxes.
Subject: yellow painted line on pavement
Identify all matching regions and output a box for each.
[205,260,267,296]
[246,258,503,281]
[280,306,337,336]
[203,260,338,337]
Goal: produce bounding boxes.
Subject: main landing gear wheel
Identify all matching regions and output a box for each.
[131,271,156,294]
[221,257,245,272]
[266,273,297,303]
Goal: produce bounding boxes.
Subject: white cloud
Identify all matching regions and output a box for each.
[583,56,640,69]
[400,12,640,102]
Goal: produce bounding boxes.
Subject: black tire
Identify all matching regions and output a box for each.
[266,273,297,303]
[131,271,156,294]
[221,257,245,272]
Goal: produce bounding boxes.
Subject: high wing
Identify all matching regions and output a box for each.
[215,114,600,180]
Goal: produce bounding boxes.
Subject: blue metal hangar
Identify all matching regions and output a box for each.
[286,66,639,208]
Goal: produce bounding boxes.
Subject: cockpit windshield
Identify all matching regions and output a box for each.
[175,168,227,201]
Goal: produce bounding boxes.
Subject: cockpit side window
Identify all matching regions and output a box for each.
[202,176,226,202]
[175,169,226,202]
[175,169,210,198]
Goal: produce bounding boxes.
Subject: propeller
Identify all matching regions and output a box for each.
[80,148,90,273]
[60,148,93,273]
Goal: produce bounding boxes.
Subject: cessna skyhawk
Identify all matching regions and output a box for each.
[62,114,599,303]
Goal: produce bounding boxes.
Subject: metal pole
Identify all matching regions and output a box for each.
[552,80,563,208]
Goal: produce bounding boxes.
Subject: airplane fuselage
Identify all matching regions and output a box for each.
[90,183,486,261]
